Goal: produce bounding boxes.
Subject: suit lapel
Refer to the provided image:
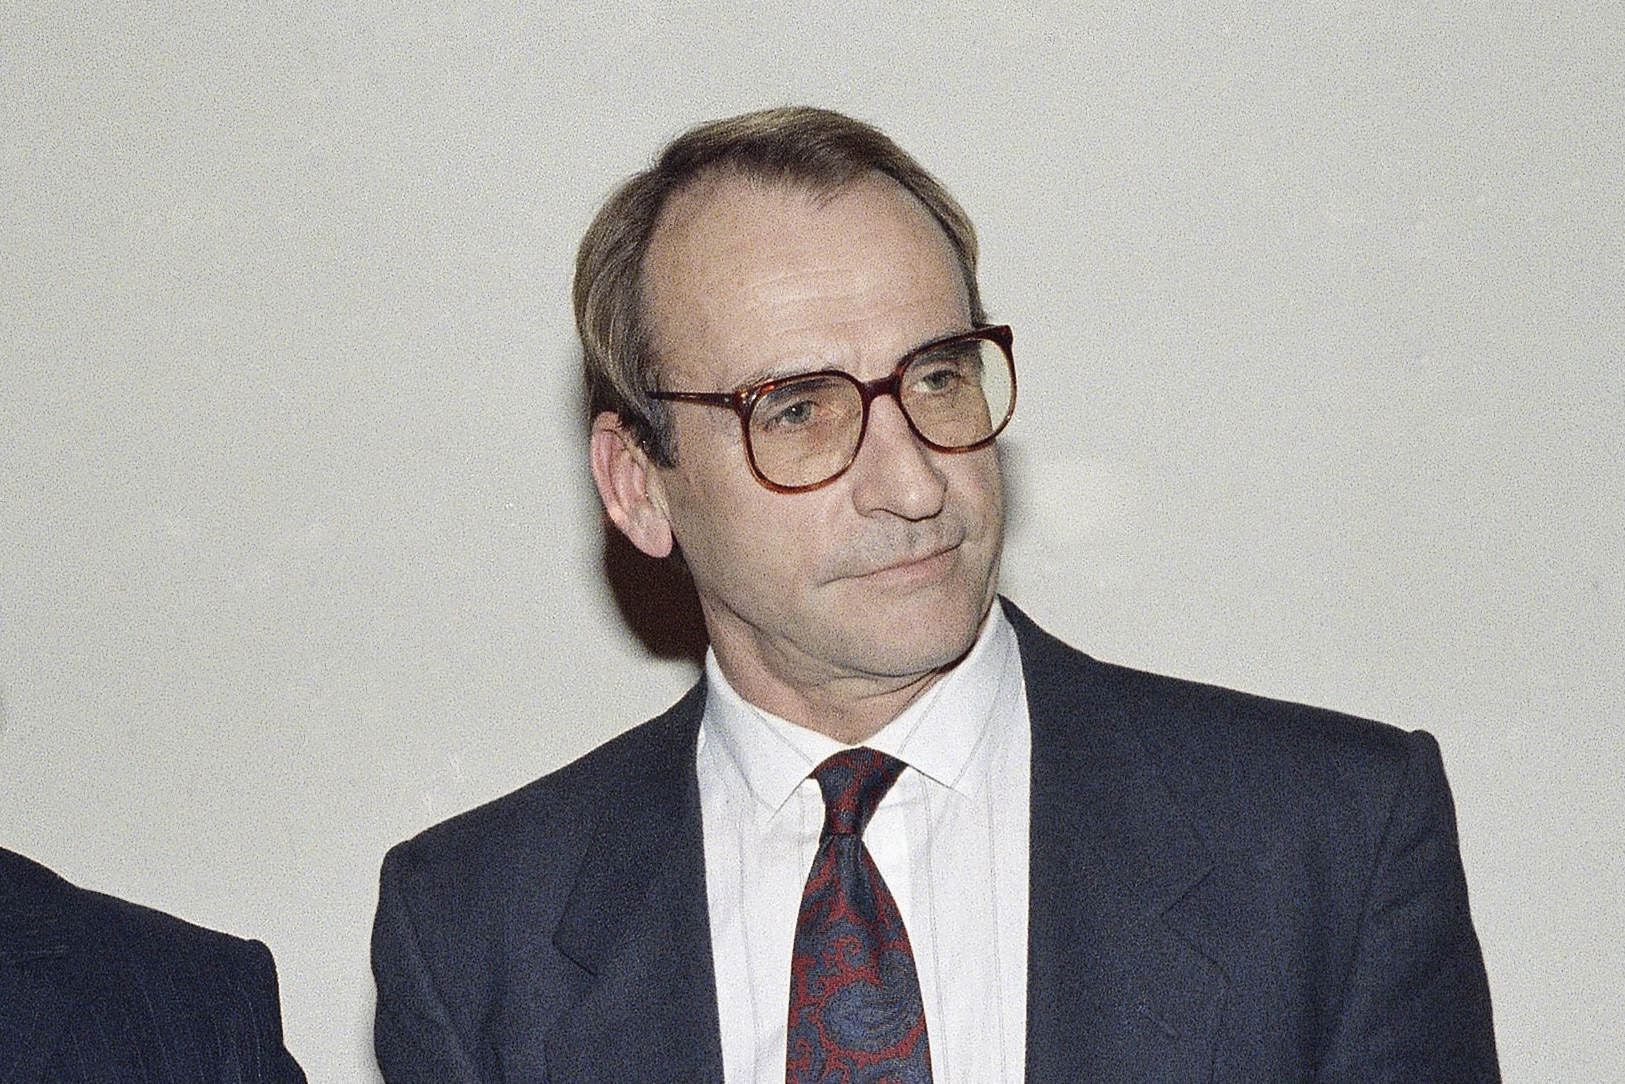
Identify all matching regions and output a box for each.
[546,688,724,1084]
[1009,603,1230,1084]
[0,850,71,1084]
[537,605,1235,1084]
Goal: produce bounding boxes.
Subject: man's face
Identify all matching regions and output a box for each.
[630,172,1005,707]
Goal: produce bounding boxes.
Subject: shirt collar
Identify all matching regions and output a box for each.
[700,602,1021,817]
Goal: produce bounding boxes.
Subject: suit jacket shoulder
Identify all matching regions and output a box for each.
[372,681,720,1084]
[376,680,707,939]
[0,846,306,1084]
[1009,598,1422,847]
[1004,599,1499,1082]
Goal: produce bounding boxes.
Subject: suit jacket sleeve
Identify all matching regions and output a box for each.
[1315,729,1499,1082]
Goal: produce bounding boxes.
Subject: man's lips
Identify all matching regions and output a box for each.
[849,539,961,583]
[815,521,969,585]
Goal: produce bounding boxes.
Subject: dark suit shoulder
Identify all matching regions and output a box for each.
[1096,653,1412,775]
[69,887,288,1037]
[1001,606,1495,1078]
[3,846,269,981]
[0,847,305,1083]
[1005,599,1434,860]
[371,683,710,1082]
[379,680,706,923]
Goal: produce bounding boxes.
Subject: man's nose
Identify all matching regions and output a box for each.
[846,395,947,520]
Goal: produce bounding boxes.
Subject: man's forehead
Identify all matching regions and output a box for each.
[643,172,957,319]
[634,165,971,405]
[651,171,859,269]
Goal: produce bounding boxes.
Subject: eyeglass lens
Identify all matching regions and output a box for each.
[746,336,1014,490]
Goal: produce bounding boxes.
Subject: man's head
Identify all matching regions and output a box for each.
[575,106,986,465]
[580,107,1009,735]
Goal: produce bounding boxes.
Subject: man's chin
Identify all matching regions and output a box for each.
[842,590,991,678]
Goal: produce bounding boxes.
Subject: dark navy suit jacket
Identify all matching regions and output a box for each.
[372,601,1498,1082]
[0,847,306,1084]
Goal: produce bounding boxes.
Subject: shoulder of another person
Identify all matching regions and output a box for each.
[65,873,273,994]
[2,846,279,1035]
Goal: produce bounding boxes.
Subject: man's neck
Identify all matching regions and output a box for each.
[706,634,982,744]
[736,668,946,744]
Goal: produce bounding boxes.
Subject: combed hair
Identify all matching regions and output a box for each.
[573,106,984,465]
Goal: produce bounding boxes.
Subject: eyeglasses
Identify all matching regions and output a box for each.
[650,325,1015,493]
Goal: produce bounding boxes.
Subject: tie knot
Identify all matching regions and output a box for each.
[811,748,906,838]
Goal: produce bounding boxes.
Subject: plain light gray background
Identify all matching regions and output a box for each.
[3,3,1620,1081]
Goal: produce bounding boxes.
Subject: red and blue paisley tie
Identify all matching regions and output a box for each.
[786,747,932,1084]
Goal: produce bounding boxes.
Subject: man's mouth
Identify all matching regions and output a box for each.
[852,539,961,585]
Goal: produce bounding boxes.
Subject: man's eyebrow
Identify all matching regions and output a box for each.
[733,363,817,388]
[732,358,852,389]
[730,328,979,389]
[916,326,979,348]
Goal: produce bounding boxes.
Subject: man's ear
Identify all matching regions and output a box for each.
[590,411,674,559]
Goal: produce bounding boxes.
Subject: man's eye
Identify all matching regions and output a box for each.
[765,399,817,428]
[754,376,851,433]
[912,363,965,395]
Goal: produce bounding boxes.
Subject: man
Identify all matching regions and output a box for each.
[0,846,306,1083]
[372,107,1498,1083]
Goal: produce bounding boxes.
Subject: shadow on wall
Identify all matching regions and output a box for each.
[600,526,708,664]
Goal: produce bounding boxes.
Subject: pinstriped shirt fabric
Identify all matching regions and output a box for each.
[0,847,306,1084]
[697,606,1031,1084]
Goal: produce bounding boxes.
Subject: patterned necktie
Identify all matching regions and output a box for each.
[786,747,932,1084]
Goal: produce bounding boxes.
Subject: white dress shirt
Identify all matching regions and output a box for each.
[696,605,1031,1084]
